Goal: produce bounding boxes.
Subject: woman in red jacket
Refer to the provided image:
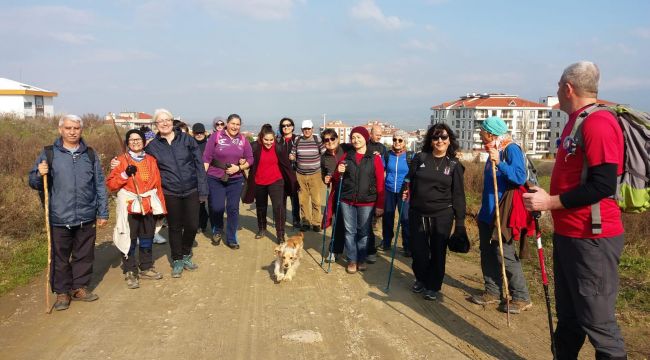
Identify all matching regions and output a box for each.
[106,129,167,289]
[243,124,298,244]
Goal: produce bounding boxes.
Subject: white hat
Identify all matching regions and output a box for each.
[301,120,314,129]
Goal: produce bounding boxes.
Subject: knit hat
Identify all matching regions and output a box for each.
[481,116,508,136]
[350,126,370,143]
[212,116,225,129]
[192,123,206,133]
[125,129,145,145]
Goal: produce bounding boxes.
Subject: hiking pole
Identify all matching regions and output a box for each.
[43,174,53,314]
[111,117,145,215]
[326,177,344,273]
[320,177,331,267]
[491,160,511,326]
[385,198,405,292]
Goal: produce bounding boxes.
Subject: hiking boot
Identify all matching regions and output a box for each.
[469,291,501,305]
[70,287,99,302]
[357,262,368,271]
[211,232,222,246]
[53,293,71,311]
[411,281,425,293]
[255,230,266,239]
[499,299,533,314]
[140,267,163,280]
[346,262,358,274]
[325,253,337,263]
[366,254,377,264]
[182,255,199,271]
[312,225,321,232]
[423,289,438,301]
[171,260,184,278]
[125,271,139,289]
[153,233,167,244]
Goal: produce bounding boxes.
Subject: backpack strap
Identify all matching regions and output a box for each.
[87,146,96,173]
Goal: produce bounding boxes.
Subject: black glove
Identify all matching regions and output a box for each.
[125,165,137,177]
[448,225,470,253]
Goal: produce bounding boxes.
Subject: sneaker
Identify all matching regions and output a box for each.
[499,299,533,314]
[53,293,71,311]
[423,289,437,301]
[357,262,368,271]
[324,253,337,263]
[70,287,99,302]
[255,230,266,239]
[125,271,139,289]
[346,262,358,274]
[300,224,310,232]
[139,267,163,280]
[469,291,501,305]
[153,233,167,244]
[411,281,425,293]
[312,225,321,232]
[182,255,199,271]
[211,232,222,246]
[227,242,240,250]
[366,254,377,264]
[171,260,184,278]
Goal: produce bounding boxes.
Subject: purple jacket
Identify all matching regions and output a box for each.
[202,130,254,179]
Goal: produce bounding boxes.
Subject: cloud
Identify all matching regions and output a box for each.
[196,0,301,20]
[632,27,650,39]
[350,0,405,30]
[49,32,95,45]
[402,39,437,52]
[0,5,96,45]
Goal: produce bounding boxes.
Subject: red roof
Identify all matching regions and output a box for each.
[550,99,618,109]
[138,112,152,119]
[431,95,547,110]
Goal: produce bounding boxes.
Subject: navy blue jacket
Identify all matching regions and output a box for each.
[145,129,208,197]
[29,138,109,227]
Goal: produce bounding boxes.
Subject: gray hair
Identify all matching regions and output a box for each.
[560,61,600,97]
[393,130,408,140]
[58,114,83,128]
[153,108,173,123]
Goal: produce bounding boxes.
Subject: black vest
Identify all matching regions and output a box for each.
[341,150,377,203]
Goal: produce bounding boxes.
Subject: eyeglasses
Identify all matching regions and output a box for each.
[323,137,337,143]
[156,119,172,124]
[128,138,143,143]
[282,124,293,128]
[392,138,404,143]
[432,135,449,141]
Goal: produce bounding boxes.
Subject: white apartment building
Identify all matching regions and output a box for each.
[431,93,552,158]
[320,120,352,142]
[0,78,57,118]
[105,111,154,129]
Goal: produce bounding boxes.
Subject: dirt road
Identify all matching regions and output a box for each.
[0,209,591,359]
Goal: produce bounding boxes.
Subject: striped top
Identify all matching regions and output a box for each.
[291,135,325,175]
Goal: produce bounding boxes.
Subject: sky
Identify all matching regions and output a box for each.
[1,0,649,130]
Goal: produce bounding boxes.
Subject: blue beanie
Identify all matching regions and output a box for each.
[482,116,508,136]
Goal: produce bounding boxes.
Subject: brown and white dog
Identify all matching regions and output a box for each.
[273,232,304,282]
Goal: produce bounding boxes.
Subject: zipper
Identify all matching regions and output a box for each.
[393,153,398,193]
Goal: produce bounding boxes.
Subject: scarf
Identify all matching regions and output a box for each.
[484,133,514,152]
[128,150,146,162]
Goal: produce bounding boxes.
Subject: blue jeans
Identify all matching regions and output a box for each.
[208,176,243,245]
[381,190,410,249]
[340,203,373,263]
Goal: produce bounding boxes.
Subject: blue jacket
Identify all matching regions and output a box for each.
[477,144,527,224]
[145,129,208,197]
[29,138,109,227]
[384,151,410,194]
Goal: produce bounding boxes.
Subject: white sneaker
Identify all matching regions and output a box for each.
[153,233,167,244]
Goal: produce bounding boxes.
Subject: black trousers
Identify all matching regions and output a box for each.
[198,201,209,231]
[408,208,453,292]
[50,222,96,294]
[165,192,199,261]
[255,179,285,239]
[553,233,627,360]
[123,214,155,273]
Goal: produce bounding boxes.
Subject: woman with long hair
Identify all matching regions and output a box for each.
[276,117,301,229]
[242,124,298,243]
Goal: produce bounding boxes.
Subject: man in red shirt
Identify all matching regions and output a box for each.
[523,61,626,359]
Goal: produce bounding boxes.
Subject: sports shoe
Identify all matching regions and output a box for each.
[53,293,71,311]
[423,289,437,301]
[70,287,99,302]
[255,230,266,239]
[469,291,501,305]
[357,262,368,271]
[182,255,199,271]
[499,299,533,314]
[125,271,139,289]
[312,225,321,232]
[366,254,377,264]
[411,281,425,293]
[346,262,358,274]
[153,233,167,244]
[324,253,337,263]
[211,232,222,246]
[139,267,163,280]
[171,260,184,278]
[301,224,310,232]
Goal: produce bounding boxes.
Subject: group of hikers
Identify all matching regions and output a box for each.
[28,61,629,359]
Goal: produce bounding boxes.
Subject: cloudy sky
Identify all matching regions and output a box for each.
[2,0,649,130]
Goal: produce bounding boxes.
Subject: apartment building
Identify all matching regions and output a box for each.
[0,78,57,118]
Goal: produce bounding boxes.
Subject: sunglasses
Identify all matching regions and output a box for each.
[215,122,225,127]
[432,135,449,141]
[323,137,337,143]
[281,124,293,128]
[392,138,404,143]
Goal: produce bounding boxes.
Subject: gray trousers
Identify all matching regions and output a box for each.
[477,221,530,302]
[553,233,627,360]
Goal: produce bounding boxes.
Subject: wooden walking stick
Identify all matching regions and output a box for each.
[491,160,511,326]
[43,174,53,314]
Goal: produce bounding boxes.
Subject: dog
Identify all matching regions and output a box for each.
[273,232,304,282]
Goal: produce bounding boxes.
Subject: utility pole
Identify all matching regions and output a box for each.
[322,113,326,128]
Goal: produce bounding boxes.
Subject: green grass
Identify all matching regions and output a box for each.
[0,234,47,296]
[617,255,650,314]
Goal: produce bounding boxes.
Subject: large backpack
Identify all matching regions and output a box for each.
[569,104,650,232]
[503,143,539,188]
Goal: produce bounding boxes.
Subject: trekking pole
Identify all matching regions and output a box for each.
[111,117,145,214]
[320,177,331,267]
[43,174,53,314]
[385,198,405,292]
[326,177,344,273]
[528,186,557,358]
[491,160,511,326]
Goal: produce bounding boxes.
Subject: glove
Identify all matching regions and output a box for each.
[448,225,470,253]
[125,165,137,177]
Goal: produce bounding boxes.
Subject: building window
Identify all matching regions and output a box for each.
[24,102,33,109]
[492,110,497,116]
